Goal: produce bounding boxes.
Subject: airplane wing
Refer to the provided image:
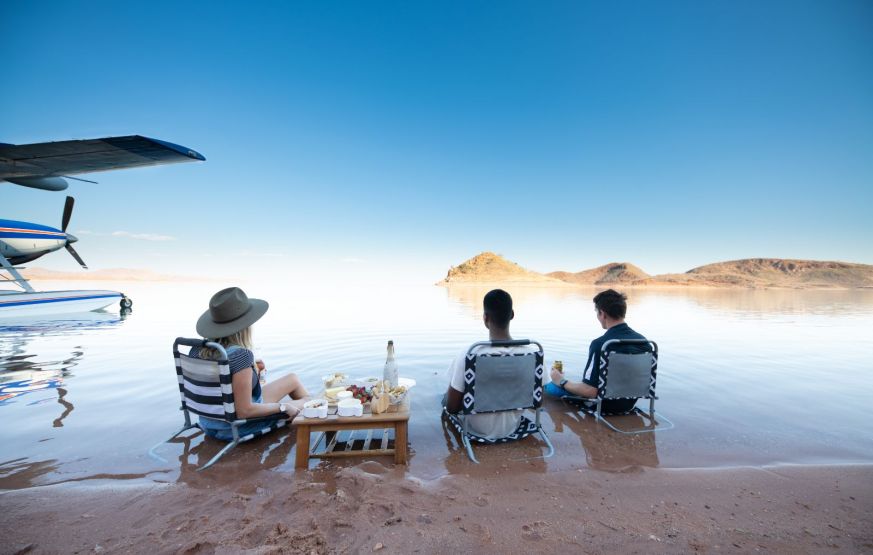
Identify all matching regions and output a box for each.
[0,135,205,190]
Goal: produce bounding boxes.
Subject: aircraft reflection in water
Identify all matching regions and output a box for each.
[0,311,127,425]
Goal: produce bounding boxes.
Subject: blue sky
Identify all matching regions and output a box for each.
[2,0,872,281]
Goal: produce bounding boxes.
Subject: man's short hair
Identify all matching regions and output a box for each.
[593,289,627,320]
[484,289,513,328]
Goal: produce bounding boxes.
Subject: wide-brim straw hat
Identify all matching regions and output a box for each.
[196,287,269,338]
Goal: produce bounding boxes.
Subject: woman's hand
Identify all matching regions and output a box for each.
[256,359,266,385]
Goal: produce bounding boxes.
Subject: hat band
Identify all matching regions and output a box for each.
[213,303,252,323]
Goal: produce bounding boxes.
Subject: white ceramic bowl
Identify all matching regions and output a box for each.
[302,399,329,419]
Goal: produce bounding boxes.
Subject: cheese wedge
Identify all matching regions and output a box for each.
[325,386,346,400]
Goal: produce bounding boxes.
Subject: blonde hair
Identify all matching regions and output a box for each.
[200,326,254,360]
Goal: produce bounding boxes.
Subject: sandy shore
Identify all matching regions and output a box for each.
[2,462,871,554]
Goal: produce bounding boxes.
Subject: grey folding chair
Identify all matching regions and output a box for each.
[148,337,288,471]
[443,339,555,463]
[563,338,673,434]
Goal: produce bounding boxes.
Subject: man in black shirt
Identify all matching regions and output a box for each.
[546,289,650,413]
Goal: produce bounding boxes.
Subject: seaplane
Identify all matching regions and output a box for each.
[1,135,205,316]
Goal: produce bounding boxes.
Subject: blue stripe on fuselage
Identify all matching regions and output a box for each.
[0,294,120,307]
[0,232,66,240]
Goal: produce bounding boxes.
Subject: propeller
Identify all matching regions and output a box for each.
[61,196,88,269]
[66,243,88,269]
[62,196,74,232]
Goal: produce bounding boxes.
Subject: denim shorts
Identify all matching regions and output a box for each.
[200,395,281,441]
[203,418,281,441]
[544,381,572,398]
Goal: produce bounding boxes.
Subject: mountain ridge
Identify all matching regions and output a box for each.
[438,253,873,289]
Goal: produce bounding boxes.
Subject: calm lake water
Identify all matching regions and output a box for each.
[2,281,872,489]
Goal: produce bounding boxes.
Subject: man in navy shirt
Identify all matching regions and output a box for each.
[546,289,650,413]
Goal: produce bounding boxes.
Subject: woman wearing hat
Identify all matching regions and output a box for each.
[191,287,310,440]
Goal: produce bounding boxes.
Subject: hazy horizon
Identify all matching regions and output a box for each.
[17,251,873,290]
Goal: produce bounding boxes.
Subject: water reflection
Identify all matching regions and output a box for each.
[0,457,59,490]
[549,407,660,471]
[164,428,299,485]
[0,312,124,408]
[445,283,873,318]
[442,284,584,316]
[0,312,127,485]
[439,414,549,473]
[627,287,873,317]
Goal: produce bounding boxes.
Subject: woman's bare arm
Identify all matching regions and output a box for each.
[232,369,294,419]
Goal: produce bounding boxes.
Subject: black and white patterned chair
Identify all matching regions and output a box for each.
[148,337,288,470]
[563,338,673,434]
[443,339,555,463]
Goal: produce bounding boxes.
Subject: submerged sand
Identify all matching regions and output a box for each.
[2,461,871,554]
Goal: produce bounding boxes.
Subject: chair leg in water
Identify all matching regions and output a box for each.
[461,435,480,464]
[198,440,239,471]
[147,423,199,463]
[538,428,555,459]
[510,427,556,461]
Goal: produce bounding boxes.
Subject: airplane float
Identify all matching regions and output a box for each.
[1,135,205,316]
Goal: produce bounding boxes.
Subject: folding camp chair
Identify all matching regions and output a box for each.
[562,338,673,434]
[148,337,288,470]
[443,339,555,463]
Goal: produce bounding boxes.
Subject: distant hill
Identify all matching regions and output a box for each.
[547,262,650,285]
[439,255,873,289]
[19,267,204,282]
[439,252,566,285]
[636,259,873,289]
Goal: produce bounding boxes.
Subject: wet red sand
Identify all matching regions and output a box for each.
[2,461,871,554]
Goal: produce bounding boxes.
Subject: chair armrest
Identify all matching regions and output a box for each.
[233,413,289,426]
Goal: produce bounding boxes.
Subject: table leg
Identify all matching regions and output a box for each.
[394,421,408,465]
[295,424,311,469]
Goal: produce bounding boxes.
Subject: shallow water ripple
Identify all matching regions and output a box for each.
[1,282,872,489]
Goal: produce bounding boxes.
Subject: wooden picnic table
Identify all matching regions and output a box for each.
[292,399,410,469]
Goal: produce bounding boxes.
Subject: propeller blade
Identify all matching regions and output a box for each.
[62,196,75,232]
[65,243,88,269]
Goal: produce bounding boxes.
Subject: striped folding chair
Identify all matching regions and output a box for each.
[443,339,555,463]
[562,338,673,434]
[148,337,288,470]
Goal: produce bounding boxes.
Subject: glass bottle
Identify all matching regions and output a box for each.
[383,340,398,388]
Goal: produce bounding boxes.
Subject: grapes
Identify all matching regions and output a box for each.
[345,385,371,403]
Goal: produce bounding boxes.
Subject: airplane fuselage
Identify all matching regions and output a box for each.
[0,219,68,264]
